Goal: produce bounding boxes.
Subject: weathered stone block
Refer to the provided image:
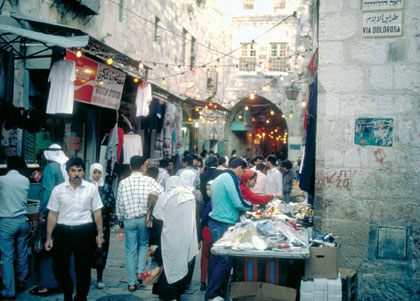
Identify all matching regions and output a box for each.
[319,0,344,14]
[407,36,420,63]
[319,14,358,41]
[377,226,407,260]
[368,65,393,90]
[323,169,352,198]
[388,39,406,62]
[325,219,370,246]
[323,93,340,116]
[319,66,364,93]
[404,8,420,35]
[319,41,344,65]
[350,170,377,201]
[349,40,387,65]
[338,244,367,269]
[324,148,344,168]
[394,64,420,91]
[376,170,412,199]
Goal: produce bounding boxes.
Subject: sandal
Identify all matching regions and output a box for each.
[128,284,137,292]
[29,287,54,297]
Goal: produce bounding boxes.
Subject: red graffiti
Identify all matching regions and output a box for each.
[325,170,350,190]
[374,148,386,164]
[366,200,375,221]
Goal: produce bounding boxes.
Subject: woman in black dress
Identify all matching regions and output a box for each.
[89,163,116,289]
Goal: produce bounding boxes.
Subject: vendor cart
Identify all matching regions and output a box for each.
[211,226,311,300]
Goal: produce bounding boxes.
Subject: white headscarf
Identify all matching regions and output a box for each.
[153,176,198,284]
[44,144,68,181]
[179,169,196,188]
[89,163,104,187]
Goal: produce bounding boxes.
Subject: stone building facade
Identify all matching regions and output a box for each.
[316,0,419,299]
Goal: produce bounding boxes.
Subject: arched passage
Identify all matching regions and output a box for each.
[225,95,288,159]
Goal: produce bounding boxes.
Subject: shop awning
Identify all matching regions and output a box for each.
[0,15,89,59]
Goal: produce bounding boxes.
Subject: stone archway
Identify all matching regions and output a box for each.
[224,94,288,159]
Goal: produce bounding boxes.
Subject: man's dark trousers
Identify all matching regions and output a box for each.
[52,223,95,301]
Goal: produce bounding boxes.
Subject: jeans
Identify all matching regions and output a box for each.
[283,193,290,203]
[205,219,233,300]
[124,216,149,285]
[0,215,29,297]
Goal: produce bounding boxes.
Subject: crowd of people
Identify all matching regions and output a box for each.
[0,146,297,301]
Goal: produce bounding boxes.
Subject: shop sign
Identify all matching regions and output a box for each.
[362,10,403,38]
[66,50,126,110]
[362,0,403,11]
[354,118,393,147]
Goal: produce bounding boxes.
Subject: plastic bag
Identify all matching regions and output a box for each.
[31,222,46,255]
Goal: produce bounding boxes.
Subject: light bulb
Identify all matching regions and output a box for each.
[162,78,166,85]
[249,93,255,100]
[106,57,113,65]
[139,62,144,69]
[76,50,82,58]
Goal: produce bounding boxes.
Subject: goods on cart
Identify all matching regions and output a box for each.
[213,218,308,252]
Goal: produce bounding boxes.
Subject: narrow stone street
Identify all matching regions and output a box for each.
[17,227,205,301]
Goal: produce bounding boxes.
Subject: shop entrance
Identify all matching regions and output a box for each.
[228,95,288,159]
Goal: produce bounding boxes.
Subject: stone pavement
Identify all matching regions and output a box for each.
[16,228,205,301]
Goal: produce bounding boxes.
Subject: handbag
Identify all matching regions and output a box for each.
[31,222,47,255]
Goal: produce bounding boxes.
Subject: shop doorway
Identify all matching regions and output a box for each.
[227,95,288,159]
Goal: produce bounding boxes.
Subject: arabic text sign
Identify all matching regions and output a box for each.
[362,0,403,11]
[362,11,403,38]
[66,50,126,110]
[354,118,393,147]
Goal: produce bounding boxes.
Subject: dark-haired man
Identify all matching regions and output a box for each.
[44,157,103,301]
[265,155,283,197]
[176,155,200,189]
[157,159,170,188]
[116,156,163,292]
[0,157,30,300]
[205,158,256,300]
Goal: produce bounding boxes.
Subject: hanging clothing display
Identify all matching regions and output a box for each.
[135,82,152,117]
[123,133,143,164]
[162,102,177,153]
[46,60,76,114]
[175,104,183,151]
[300,76,317,201]
[105,124,123,176]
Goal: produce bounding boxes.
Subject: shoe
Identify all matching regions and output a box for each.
[96,281,105,289]
[137,278,143,285]
[212,297,225,301]
[29,287,61,297]
[200,282,207,291]
[0,293,16,300]
[128,284,137,292]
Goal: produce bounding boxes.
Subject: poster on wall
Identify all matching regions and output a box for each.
[362,10,403,38]
[66,50,126,110]
[354,118,393,147]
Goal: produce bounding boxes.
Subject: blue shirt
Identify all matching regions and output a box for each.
[0,170,29,217]
[209,170,252,224]
[39,161,64,218]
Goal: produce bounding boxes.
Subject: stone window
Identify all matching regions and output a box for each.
[269,43,287,72]
[274,0,286,10]
[154,17,161,42]
[182,28,188,65]
[240,43,256,71]
[190,36,196,70]
[243,0,254,10]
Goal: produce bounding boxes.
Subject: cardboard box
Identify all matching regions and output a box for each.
[231,282,296,301]
[300,292,314,301]
[305,247,338,279]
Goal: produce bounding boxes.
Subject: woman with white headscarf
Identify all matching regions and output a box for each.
[179,170,204,286]
[152,176,199,300]
[89,163,115,289]
[30,144,68,297]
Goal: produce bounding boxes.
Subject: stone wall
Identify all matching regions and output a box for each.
[317,0,420,299]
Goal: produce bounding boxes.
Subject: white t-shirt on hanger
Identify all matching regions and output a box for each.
[135,82,152,117]
[46,60,76,114]
[123,134,143,164]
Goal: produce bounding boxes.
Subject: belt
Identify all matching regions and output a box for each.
[56,223,94,230]
[209,216,235,227]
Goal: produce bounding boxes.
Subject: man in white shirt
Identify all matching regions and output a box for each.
[157,158,170,189]
[251,162,268,195]
[116,156,163,292]
[264,155,284,197]
[44,157,104,301]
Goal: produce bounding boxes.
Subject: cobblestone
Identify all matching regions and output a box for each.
[16,229,205,300]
